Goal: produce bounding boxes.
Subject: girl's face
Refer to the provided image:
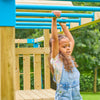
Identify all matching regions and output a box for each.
[59,37,71,56]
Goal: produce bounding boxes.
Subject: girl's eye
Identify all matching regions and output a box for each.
[63,44,70,48]
[63,46,66,48]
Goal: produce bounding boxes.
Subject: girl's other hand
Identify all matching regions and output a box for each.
[52,10,61,17]
[59,17,66,26]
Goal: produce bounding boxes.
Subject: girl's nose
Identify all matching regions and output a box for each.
[66,47,70,49]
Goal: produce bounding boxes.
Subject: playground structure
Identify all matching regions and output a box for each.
[0,0,100,100]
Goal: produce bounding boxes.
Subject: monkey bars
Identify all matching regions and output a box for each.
[16,4,100,11]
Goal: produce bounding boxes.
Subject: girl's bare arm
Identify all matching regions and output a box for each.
[51,17,59,58]
[60,23,75,54]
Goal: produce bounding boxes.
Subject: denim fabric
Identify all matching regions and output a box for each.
[55,64,83,100]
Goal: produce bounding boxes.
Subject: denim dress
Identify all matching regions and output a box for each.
[55,63,83,100]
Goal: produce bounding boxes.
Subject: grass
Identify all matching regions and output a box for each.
[80,92,100,100]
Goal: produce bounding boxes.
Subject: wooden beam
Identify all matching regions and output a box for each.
[15,55,20,90]
[44,29,50,89]
[69,19,100,31]
[15,47,50,54]
[70,12,100,30]
[16,0,73,6]
[15,36,44,43]
[34,54,41,89]
[23,55,30,90]
[0,27,15,100]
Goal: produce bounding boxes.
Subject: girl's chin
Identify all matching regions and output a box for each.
[64,54,70,57]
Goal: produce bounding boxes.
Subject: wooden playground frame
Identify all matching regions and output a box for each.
[0,0,100,100]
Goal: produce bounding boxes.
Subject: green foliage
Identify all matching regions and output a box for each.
[71,23,100,73]
[80,73,94,92]
[16,29,43,39]
[73,2,100,6]
[70,22,100,92]
[97,79,100,91]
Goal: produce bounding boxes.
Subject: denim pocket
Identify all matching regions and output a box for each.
[56,87,69,97]
[56,88,66,96]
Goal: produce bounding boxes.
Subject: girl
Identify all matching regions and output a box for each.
[48,11,83,100]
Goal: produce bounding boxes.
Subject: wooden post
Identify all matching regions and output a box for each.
[0,27,15,100]
[44,29,50,89]
[15,55,20,90]
[0,0,15,99]
[34,54,41,89]
[23,54,30,90]
[0,27,1,100]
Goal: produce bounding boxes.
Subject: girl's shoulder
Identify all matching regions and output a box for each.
[50,53,60,65]
[50,53,63,69]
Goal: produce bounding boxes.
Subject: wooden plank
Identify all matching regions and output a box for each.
[46,89,56,95]
[16,90,40,100]
[34,54,41,89]
[23,55,30,90]
[70,22,79,28]
[44,29,50,89]
[34,36,44,43]
[15,47,50,54]
[15,36,44,43]
[15,89,55,100]
[32,90,49,100]
[16,91,24,100]
[15,39,27,43]
[39,89,55,100]
[81,18,92,25]
[69,19,100,31]
[23,90,40,100]
[15,55,20,90]
[0,27,15,100]
[17,90,33,100]
[69,12,100,31]
[16,0,73,6]
[95,12,100,20]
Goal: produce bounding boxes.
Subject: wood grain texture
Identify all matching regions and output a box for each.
[15,47,50,54]
[16,0,73,6]
[23,55,30,90]
[44,29,50,89]
[34,54,41,89]
[15,55,20,90]
[0,27,15,100]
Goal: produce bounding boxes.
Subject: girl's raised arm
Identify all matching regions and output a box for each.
[51,11,61,58]
[59,22,75,54]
